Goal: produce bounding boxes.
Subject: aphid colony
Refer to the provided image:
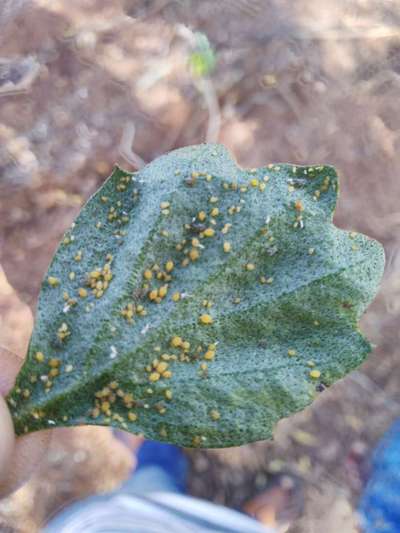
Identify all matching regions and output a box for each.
[12,163,332,436]
[87,336,218,424]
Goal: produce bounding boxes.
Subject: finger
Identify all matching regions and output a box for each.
[0,396,15,491]
[0,346,23,395]
[0,347,51,497]
[0,425,51,497]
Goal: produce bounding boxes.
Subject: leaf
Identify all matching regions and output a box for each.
[7,144,384,448]
[188,32,216,78]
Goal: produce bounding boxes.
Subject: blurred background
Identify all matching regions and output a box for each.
[1,0,400,531]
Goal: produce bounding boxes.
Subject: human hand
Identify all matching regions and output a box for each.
[0,347,50,497]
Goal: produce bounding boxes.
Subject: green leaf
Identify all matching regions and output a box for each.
[188,32,216,78]
[7,144,384,448]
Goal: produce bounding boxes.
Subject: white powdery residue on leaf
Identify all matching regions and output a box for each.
[141,323,150,335]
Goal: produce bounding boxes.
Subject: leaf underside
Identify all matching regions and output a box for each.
[7,144,384,448]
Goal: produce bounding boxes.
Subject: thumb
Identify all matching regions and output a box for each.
[0,347,51,497]
[0,395,15,487]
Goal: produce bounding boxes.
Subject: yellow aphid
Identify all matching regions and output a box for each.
[49,368,59,378]
[69,272,76,281]
[165,389,173,400]
[149,372,161,382]
[294,199,304,212]
[250,178,259,187]
[148,289,158,301]
[165,260,174,273]
[210,409,220,420]
[246,263,255,271]
[203,228,215,237]
[309,369,321,379]
[128,412,138,422]
[123,391,135,404]
[259,183,266,192]
[189,248,200,261]
[287,349,297,357]
[192,238,200,247]
[49,358,61,368]
[172,292,181,302]
[199,314,213,325]
[35,351,45,363]
[48,276,60,287]
[223,241,231,253]
[204,350,215,360]
[156,362,169,374]
[209,196,219,204]
[182,341,190,351]
[57,322,70,341]
[163,370,172,378]
[159,285,168,298]
[143,269,153,280]
[221,223,232,234]
[210,207,219,217]
[78,287,88,298]
[160,201,170,209]
[171,336,183,348]
[198,211,207,222]
[101,401,110,413]
[74,250,83,262]
[200,362,208,371]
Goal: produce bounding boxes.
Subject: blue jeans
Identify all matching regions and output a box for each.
[43,441,271,533]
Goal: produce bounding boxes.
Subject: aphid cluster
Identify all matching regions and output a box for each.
[12,161,342,439]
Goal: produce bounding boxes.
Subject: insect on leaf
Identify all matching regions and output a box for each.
[7,144,384,448]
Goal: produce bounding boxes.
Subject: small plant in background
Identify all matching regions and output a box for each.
[7,144,384,448]
[178,27,220,142]
[188,32,217,78]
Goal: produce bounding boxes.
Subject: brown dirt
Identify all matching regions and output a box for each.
[1,1,400,531]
